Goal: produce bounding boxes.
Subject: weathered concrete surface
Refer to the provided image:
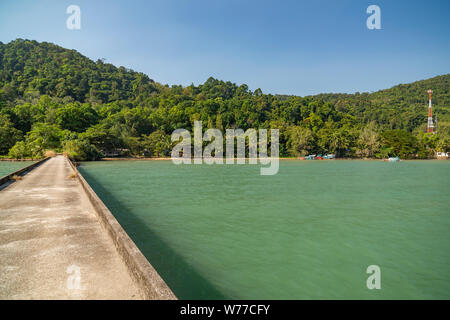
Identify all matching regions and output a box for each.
[0,155,142,299]
[0,158,49,188]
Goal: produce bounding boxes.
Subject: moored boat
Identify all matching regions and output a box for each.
[383,156,400,162]
[299,154,335,160]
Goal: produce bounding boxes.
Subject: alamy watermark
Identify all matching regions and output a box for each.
[66,5,81,30]
[366,5,381,30]
[66,264,81,290]
[366,265,381,290]
[171,121,279,175]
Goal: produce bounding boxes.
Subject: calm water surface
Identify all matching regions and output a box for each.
[0,161,35,177]
[79,160,450,299]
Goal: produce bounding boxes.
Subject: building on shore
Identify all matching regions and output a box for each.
[436,152,449,159]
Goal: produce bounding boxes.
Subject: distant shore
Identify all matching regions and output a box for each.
[99,157,447,161]
[102,157,304,161]
[1,157,446,162]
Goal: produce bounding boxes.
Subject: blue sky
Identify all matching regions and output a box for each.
[0,0,449,96]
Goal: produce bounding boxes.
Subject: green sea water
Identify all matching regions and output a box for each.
[78,160,450,299]
[0,161,35,178]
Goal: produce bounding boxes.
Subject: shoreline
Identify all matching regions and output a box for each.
[2,157,447,162]
[99,157,447,161]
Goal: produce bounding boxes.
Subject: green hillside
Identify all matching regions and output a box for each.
[0,39,448,159]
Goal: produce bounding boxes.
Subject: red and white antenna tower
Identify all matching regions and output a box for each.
[427,89,434,133]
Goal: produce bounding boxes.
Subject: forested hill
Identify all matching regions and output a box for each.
[0,39,159,103]
[312,75,450,131]
[0,39,449,159]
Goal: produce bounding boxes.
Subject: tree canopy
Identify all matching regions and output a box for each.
[0,39,449,160]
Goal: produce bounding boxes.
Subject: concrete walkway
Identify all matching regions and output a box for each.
[0,156,142,299]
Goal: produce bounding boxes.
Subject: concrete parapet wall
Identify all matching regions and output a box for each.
[67,158,177,300]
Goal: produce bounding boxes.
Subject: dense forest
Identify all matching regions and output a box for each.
[0,39,449,160]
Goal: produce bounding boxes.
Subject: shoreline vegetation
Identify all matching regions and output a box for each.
[2,156,448,162]
[97,157,448,161]
[3,153,447,162]
[2,157,447,162]
[1,40,449,162]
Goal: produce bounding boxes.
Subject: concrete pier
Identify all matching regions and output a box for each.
[0,155,142,299]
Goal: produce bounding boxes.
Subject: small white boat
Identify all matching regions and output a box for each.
[383,156,400,162]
